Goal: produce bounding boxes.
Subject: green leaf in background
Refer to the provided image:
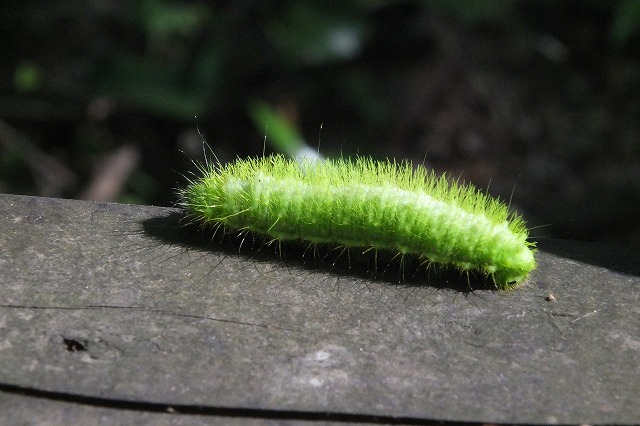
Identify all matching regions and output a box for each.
[95,0,221,119]
[249,101,308,158]
[13,61,43,93]
[136,0,210,52]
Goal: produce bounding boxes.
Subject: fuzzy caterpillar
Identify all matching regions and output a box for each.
[179,155,536,290]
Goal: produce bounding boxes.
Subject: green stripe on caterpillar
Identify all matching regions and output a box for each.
[179,155,536,290]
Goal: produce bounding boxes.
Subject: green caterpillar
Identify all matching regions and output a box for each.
[180,155,536,290]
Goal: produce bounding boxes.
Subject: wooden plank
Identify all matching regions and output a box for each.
[0,193,638,424]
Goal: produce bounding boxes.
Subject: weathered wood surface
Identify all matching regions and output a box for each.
[0,193,638,424]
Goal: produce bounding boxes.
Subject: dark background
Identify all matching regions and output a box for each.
[1,0,639,246]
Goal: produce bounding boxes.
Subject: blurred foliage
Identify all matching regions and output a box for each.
[423,0,514,25]
[1,0,639,244]
[13,61,44,93]
[611,0,640,46]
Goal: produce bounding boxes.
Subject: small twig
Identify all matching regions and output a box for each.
[79,144,140,201]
